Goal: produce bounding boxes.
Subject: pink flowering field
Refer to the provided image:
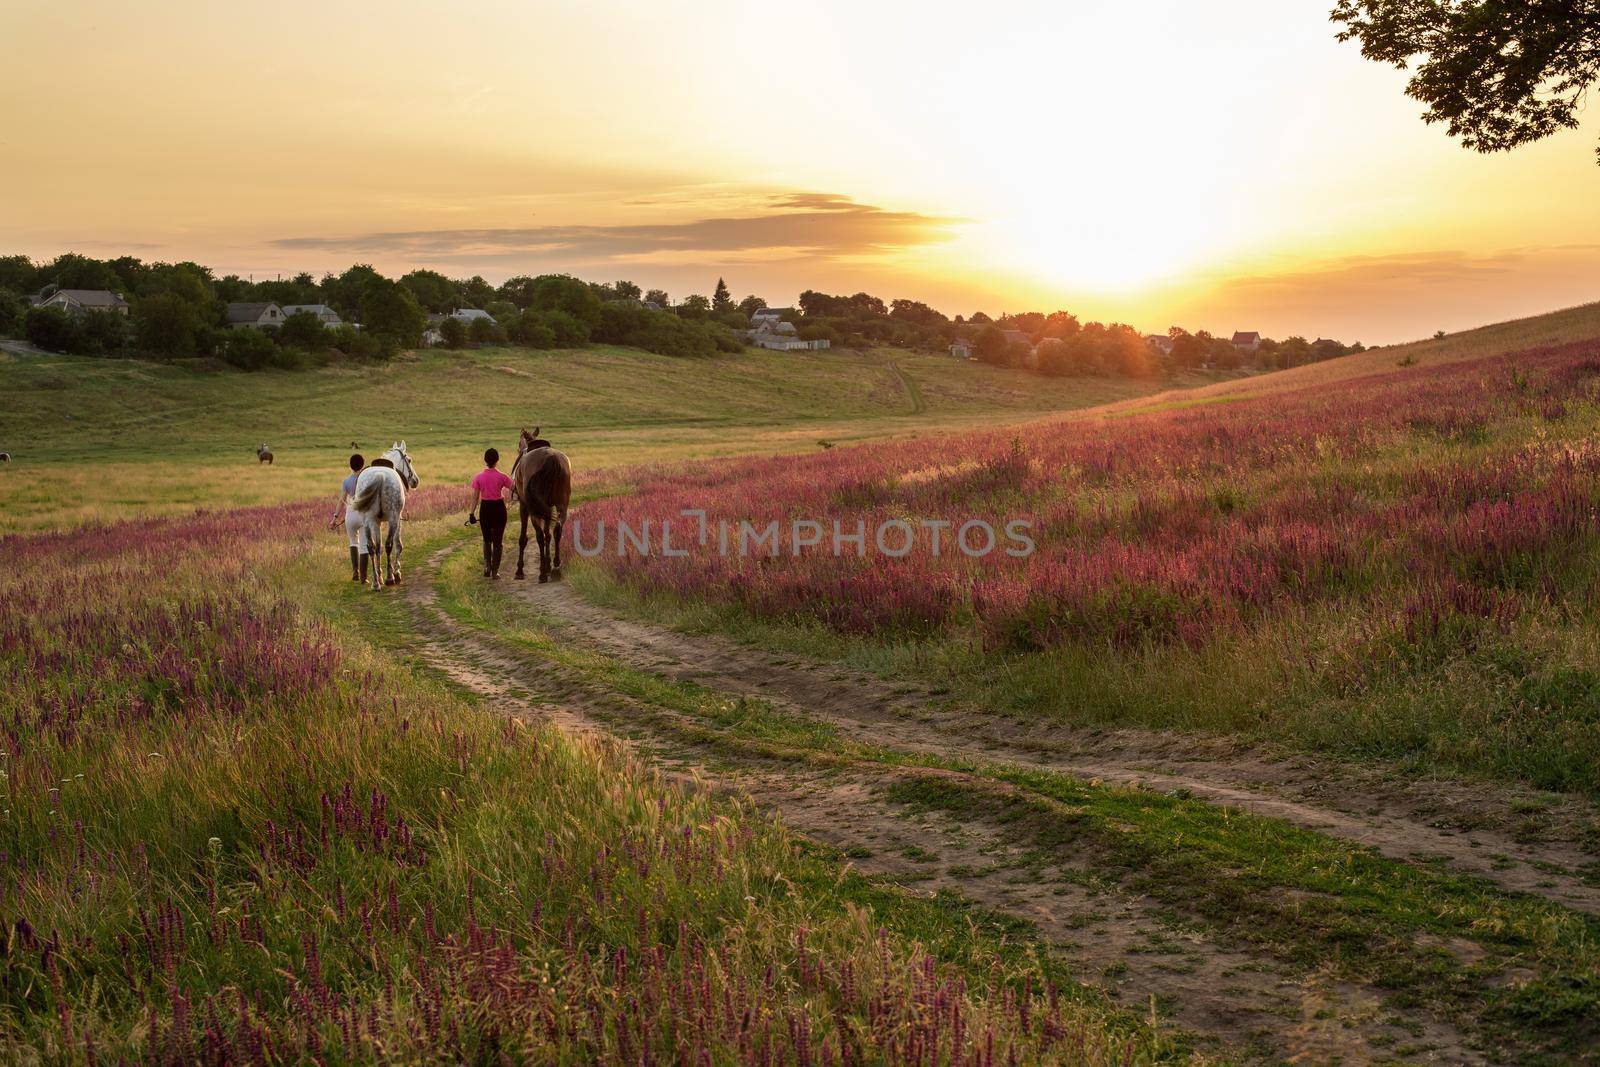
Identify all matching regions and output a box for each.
[0,490,1173,1062]
[579,342,1600,794]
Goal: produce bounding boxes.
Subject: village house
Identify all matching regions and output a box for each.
[450,308,493,323]
[1001,329,1032,349]
[1144,333,1174,355]
[226,302,284,329]
[1231,330,1261,353]
[420,312,446,346]
[747,315,829,351]
[31,289,129,316]
[280,303,342,327]
[949,339,974,359]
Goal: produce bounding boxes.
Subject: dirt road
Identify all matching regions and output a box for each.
[403,540,1600,1062]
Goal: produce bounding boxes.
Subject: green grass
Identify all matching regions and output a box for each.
[0,342,1198,533]
[430,534,1600,1059]
[12,306,1600,1058]
[0,507,1191,1062]
[566,370,1600,798]
[1105,299,1600,418]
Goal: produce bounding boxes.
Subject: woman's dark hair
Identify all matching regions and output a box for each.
[484,448,499,466]
[349,454,364,471]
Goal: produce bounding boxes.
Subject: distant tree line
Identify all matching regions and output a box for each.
[792,291,1362,379]
[0,252,1361,378]
[0,254,747,369]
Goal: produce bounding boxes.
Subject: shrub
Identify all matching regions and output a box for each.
[194,324,227,359]
[0,288,22,336]
[334,329,392,362]
[76,308,129,356]
[592,302,732,357]
[542,309,590,346]
[278,309,331,351]
[439,316,467,348]
[468,314,505,345]
[24,306,80,353]
[512,309,556,348]
[219,328,280,370]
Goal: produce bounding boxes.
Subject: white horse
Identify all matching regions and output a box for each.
[348,442,419,591]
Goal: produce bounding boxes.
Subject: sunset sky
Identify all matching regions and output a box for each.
[4,0,1597,344]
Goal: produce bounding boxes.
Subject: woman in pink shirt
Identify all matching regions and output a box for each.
[468,448,515,578]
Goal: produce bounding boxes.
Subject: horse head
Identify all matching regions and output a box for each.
[390,441,420,490]
[519,426,552,454]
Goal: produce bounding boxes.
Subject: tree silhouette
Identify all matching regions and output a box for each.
[1332,1,1600,162]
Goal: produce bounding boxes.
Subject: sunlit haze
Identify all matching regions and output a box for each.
[5,0,1597,343]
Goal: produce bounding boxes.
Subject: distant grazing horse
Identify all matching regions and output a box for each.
[256,444,274,465]
[0,453,9,463]
[512,427,571,583]
[348,442,420,590]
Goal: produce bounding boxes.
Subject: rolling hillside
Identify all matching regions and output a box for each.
[579,307,1600,797]
[1107,299,1600,413]
[9,302,1600,1061]
[0,343,1219,533]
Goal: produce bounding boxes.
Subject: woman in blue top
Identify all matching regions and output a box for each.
[328,453,364,581]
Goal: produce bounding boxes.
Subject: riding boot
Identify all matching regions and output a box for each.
[491,540,502,578]
[349,546,361,581]
[359,553,369,584]
[482,538,492,577]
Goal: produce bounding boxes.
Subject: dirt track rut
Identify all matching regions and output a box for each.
[521,578,1600,917]
[399,542,1600,1062]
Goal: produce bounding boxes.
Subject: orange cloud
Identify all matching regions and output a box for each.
[272,194,960,264]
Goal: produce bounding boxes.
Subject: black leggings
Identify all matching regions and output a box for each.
[479,500,507,573]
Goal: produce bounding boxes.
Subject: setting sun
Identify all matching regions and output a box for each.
[4,0,1597,343]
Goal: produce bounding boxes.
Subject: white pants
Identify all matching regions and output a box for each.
[345,506,363,549]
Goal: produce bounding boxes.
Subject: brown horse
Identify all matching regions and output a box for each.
[512,426,571,582]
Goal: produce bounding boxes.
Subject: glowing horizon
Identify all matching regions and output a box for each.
[3,0,1597,345]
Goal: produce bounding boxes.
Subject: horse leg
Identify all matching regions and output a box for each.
[368,524,383,592]
[536,521,550,583]
[515,510,529,580]
[391,515,404,585]
[551,519,564,580]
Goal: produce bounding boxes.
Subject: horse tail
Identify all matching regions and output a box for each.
[350,477,383,514]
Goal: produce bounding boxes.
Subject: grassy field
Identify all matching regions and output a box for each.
[0,341,1225,1060]
[1106,299,1600,415]
[0,342,1198,534]
[9,309,1600,1060]
[432,532,1600,1060]
[575,323,1600,798]
[0,499,1180,1062]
